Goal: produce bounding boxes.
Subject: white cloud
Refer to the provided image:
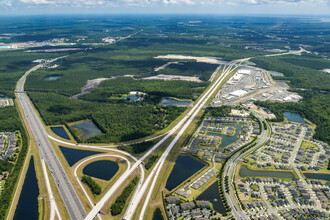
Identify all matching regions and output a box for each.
[1,0,329,8]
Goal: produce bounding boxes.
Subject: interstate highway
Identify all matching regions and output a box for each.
[16,59,86,220]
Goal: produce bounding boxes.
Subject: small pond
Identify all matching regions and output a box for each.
[283,112,309,125]
[153,208,164,220]
[71,120,102,139]
[14,157,39,220]
[239,165,295,179]
[270,71,284,77]
[45,75,62,81]
[197,181,226,214]
[83,160,119,181]
[50,126,70,140]
[246,61,256,66]
[125,95,139,101]
[207,122,246,149]
[275,80,289,88]
[160,98,192,106]
[304,173,330,181]
[59,146,102,166]
[166,155,205,191]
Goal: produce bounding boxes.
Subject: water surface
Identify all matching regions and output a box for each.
[239,165,294,179]
[283,112,309,125]
[197,181,226,214]
[153,208,164,220]
[45,75,62,81]
[304,173,330,181]
[83,160,119,181]
[160,98,191,106]
[14,157,39,220]
[270,71,284,77]
[207,122,246,149]
[59,146,102,166]
[50,126,70,140]
[125,95,139,101]
[166,155,205,191]
[71,120,102,139]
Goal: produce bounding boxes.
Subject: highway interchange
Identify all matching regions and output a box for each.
[13,50,324,220]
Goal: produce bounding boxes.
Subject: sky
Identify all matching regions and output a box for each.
[0,0,330,15]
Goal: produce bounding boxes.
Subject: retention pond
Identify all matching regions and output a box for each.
[304,173,330,181]
[59,146,102,166]
[239,165,295,179]
[71,120,102,139]
[283,112,309,124]
[50,126,70,140]
[83,160,119,181]
[166,155,205,191]
[197,181,226,214]
[14,157,39,220]
[160,98,192,106]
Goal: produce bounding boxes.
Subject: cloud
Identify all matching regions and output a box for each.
[1,0,329,8]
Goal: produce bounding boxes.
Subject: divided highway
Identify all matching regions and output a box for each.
[16,58,86,220]
[85,61,243,220]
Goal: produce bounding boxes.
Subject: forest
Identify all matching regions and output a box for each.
[28,92,185,142]
[81,175,101,195]
[251,54,330,145]
[255,90,330,145]
[110,176,139,216]
[0,106,28,219]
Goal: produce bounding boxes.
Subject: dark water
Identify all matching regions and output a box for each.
[283,112,309,125]
[207,122,246,149]
[166,155,205,191]
[160,98,191,106]
[83,160,119,181]
[59,146,102,166]
[197,181,226,214]
[153,208,164,220]
[304,173,330,181]
[50,126,70,140]
[14,157,39,220]
[239,165,294,179]
[71,120,102,139]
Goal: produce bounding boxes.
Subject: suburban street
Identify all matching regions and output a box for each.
[222,113,271,220]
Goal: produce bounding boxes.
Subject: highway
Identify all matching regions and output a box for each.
[84,60,242,220]
[16,58,86,220]
[128,61,242,220]
[222,113,271,220]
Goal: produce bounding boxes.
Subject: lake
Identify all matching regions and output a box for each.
[160,98,192,106]
[283,112,309,125]
[304,173,330,181]
[239,165,294,179]
[207,122,246,149]
[197,181,226,214]
[50,126,70,140]
[59,146,102,166]
[270,71,284,77]
[45,75,62,81]
[83,160,119,181]
[14,157,39,220]
[153,208,164,220]
[71,120,102,139]
[166,155,205,191]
